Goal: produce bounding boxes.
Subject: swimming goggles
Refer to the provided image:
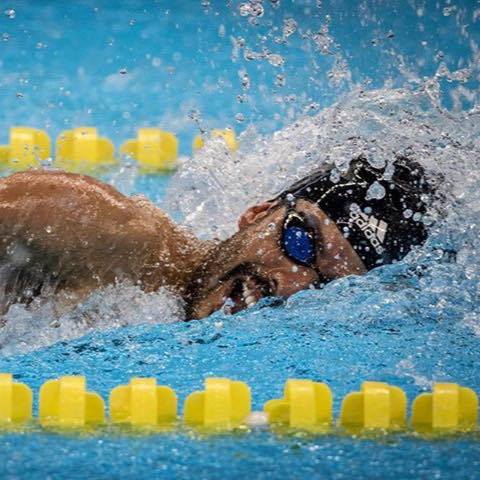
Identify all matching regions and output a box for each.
[280,209,317,268]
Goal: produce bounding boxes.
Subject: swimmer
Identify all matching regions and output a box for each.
[0,156,434,319]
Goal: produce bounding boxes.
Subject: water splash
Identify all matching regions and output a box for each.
[166,87,480,240]
[0,282,184,356]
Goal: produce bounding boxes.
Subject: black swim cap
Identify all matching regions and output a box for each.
[277,157,434,270]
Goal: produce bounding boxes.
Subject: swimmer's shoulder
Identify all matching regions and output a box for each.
[0,169,132,210]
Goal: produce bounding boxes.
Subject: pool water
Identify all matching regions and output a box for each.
[1,1,480,479]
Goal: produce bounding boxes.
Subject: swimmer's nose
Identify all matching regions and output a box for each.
[269,268,318,297]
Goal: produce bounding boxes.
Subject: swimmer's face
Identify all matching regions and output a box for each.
[185,199,366,319]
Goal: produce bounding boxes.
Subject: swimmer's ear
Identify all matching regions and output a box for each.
[238,201,276,230]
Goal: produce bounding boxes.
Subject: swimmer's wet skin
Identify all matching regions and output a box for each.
[0,156,434,320]
[0,170,212,315]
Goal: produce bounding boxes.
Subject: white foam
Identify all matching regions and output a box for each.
[166,87,480,240]
[0,282,184,356]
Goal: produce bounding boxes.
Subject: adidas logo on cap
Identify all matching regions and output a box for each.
[348,210,388,254]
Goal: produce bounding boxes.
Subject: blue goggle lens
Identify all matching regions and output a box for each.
[282,222,316,266]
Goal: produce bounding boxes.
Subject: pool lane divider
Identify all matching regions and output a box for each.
[0,374,478,436]
[0,373,32,423]
[264,379,332,432]
[55,127,116,173]
[184,378,251,429]
[0,127,51,170]
[110,378,177,426]
[120,128,178,174]
[340,381,407,432]
[0,125,238,173]
[39,376,104,427]
[411,383,478,433]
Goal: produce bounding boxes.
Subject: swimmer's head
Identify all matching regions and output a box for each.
[186,156,435,319]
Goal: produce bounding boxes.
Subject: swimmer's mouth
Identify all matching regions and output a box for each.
[221,266,274,315]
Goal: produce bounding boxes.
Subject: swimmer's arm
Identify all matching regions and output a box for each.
[0,170,195,290]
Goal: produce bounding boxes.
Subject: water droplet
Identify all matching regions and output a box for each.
[305,102,319,112]
[239,3,251,16]
[349,203,360,212]
[238,69,250,89]
[443,6,456,16]
[366,181,386,200]
[45,225,53,234]
[312,28,333,54]
[235,113,245,123]
[267,53,284,67]
[152,57,161,67]
[283,18,297,38]
[250,3,264,17]
[239,1,264,18]
[4,9,15,19]
[236,37,246,48]
[403,209,413,219]
[119,68,127,75]
[275,74,286,87]
[243,47,263,61]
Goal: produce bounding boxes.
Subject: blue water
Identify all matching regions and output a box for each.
[0,0,477,154]
[1,0,480,479]
[1,267,480,479]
